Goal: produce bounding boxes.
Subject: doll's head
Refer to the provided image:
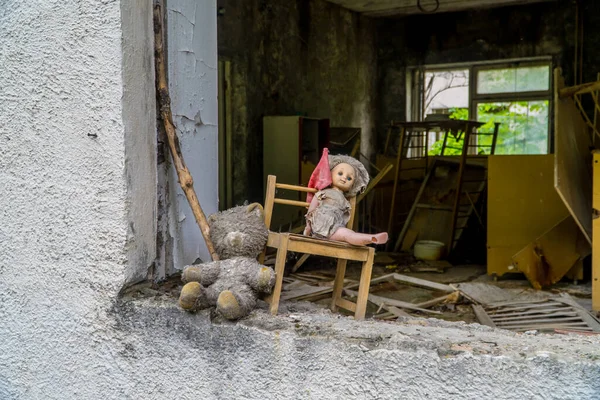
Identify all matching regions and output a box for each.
[328,154,369,197]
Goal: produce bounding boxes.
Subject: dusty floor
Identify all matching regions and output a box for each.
[132,251,597,333]
[275,251,597,325]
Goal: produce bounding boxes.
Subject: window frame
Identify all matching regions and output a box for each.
[407,57,554,154]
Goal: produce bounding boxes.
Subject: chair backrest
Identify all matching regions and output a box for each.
[263,175,357,232]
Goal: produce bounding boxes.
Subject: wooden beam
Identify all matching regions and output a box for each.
[560,80,600,99]
[345,290,441,314]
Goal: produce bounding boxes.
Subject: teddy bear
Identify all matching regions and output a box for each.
[178,202,276,320]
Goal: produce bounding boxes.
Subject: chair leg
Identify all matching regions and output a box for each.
[354,248,375,320]
[330,259,348,312]
[268,235,289,316]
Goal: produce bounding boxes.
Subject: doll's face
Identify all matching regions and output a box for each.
[331,163,356,192]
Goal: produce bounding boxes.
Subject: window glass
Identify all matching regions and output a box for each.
[476,101,549,154]
[476,66,550,94]
[424,69,469,118]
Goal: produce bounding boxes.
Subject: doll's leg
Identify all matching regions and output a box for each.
[330,227,388,246]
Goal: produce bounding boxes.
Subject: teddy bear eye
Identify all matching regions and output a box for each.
[338,171,343,176]
[347,177,352,181]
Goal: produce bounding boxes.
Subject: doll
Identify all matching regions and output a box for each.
[303,151,388,246]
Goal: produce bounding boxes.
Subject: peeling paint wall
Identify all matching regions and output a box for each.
[376,1,580,144]
[158,0,219,273]
[121,0,158,283]
[217,0,378,204]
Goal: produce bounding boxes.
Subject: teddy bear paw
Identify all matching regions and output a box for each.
[257,267,276,293]
[182,266,203,283]
[217,290,243,320]
[179,282,203,311]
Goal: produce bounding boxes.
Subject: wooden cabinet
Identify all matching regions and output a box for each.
[263,116,329,230]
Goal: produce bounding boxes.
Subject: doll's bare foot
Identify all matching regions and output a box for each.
[182,266,202,283]
[371,232,388,245]
[217,290,243,320]
[179,282,203,311]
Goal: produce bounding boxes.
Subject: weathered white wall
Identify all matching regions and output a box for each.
[160,0,219,272]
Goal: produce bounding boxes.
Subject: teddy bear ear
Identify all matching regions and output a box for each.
[246,202,264,217]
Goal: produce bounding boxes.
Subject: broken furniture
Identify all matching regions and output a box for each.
[382,119,499,253]
[487,154,574,279]
[260,175,375,320]
[472,294,600,333]
[394,156,489,255]
[263,116,330,231]
[487,69,593,292]
[554,68,597,311]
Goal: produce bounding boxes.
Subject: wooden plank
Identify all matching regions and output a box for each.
[512,215,582,289]
[455,283,515,306]
[335,297,357,313]
[489,306,574,318]
[343,273,396,291]
[554,69,593,244]
[275,183,317,193]
[392,273,454,293]
[266,233,370,262]
[487,155,570,277]
[281,285,331,301]
[345,290,441,314]
[486,298,556,308]
[358,163,393,204]
[415,293,457,309]
[268,235,289,315]
[354,248,375,320]
[291,254,311,273]
[491,312,578,322]
[472,305,496,328]
[553,296,600,331]
[388,126,406,246]
[593,152,600,311]
[559,80,600,98]
[393,158,436,252]
[274,198,311,208]
[400,229,419,251]
[487,302,565,313]
[331,259,348,313]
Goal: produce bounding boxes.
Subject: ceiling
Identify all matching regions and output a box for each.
[324,0,557,17]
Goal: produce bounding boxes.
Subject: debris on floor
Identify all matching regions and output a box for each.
[276,256,599,335]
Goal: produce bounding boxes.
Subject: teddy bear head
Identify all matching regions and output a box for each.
[208,203,268,259]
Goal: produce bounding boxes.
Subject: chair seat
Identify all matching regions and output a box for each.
[266,231,371,262]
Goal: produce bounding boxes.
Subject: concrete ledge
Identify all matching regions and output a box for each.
[111,298,600,399]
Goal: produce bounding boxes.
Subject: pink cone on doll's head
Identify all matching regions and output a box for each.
[306,148,332,204]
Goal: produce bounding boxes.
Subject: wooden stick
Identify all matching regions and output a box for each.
[559,80,600,98]
[153,4,219,261]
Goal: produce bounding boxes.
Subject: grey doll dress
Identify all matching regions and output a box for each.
[305,188,351,239]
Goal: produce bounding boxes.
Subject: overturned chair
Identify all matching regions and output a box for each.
[259,175,375,320]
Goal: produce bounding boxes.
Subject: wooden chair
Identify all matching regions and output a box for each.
[259,175,375,320]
